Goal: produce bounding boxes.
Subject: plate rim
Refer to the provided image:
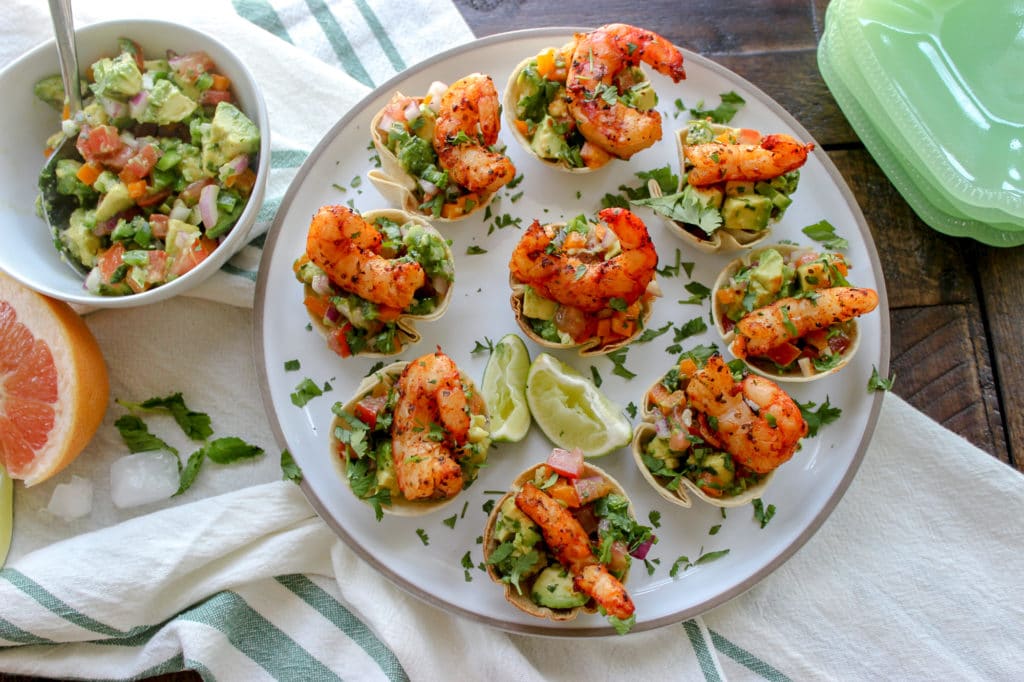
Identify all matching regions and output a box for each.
[254,26,891,636]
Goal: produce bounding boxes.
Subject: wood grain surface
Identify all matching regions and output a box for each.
[4,1,1018,680]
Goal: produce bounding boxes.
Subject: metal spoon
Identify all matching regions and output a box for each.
[37,0,89,276]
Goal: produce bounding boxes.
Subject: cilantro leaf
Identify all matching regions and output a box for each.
[117,393,213,440]
[606,348,636,380]
[752,498,776,528]
[114,414,178,457]
[689,91,746,123]
[632,185,723,235]
[798,397,842,438]
[290,378,324,407]
[802,220,849,251]
[868,366,895,392]
[203,436,264,464]
[281,449,303,483]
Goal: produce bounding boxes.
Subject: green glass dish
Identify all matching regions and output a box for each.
[819,2,1024,246]
[839,0,1024,219]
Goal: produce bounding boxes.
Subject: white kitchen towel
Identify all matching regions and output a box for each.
[2,1,1024,680]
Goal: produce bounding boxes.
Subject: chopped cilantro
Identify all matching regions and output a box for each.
[625,402,638,419]
[606,348,636,380]
[868,366,895,392]
[678,280,711,305]
[637,321,673,344]
[466,245,488,255]
[284,359,300,372]
[802,220,849,251]
[443,514,457,529]
[798,397,842,438]
[471,337,495,354]
[281,449,302,483]
[590,365,603,388]
[416,528,430,545]
[689,91,746,123]
[289,378,324,407]
[752,498,776,528]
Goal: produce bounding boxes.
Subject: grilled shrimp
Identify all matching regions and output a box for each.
[391,350,471,500]
[685,133,814,187]
[684,355,807,474]
[515,482,635,620]
[566,23,686,159]
[306,205,425,311]
[433,73,516,196]
[508,207,657,312]
[731,286,879,359]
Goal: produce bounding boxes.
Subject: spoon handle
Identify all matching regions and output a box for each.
[48,0,82,114]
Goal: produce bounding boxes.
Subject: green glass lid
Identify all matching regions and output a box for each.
[839,0,1024,219]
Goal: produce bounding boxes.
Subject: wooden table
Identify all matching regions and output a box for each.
[4,2,1018,680]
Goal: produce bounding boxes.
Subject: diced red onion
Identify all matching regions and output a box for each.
[92,216,120,236]
[198,184,219,229]
[377,113,396,133]
[324,305,341,324]
[104,98,128,119]
[654,415,671,439]
[128,91,148,119]
[403,101,419,121]
[226,154,249,175]
[431,275,449,296]
[311,273,332,297]
[181,178,213,204]
[425,81,447,111]
[418,178,438,196]
[573,476,607,503]
[629,536,656,560]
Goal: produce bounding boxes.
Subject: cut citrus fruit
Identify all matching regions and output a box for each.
[481,333,531,442]
[0,273,109,487]
[0,466,11,566]
[525,352,632,457]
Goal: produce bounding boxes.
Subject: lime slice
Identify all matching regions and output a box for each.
[481,333,532,442]
[0,466,12,567]
[525,353,633,457]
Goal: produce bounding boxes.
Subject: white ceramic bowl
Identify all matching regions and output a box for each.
[0,19,270,307]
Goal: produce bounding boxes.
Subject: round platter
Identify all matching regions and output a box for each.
[255,28,889,636]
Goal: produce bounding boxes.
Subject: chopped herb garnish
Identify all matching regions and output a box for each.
[802,219,849,251]
[471,337,495,354]
[798,397,842,438]
[752,498,776,528]
[284,359,300,372]
[679,280,712,305]
[281,449,302,483]
[868,366,895,392]
[466,245,488,255]
[443,514,458,529]
[590,365,603,388]
[606,348,636,380]
[289,378,324,407]
[625,401,638,419]
[689,90,746,123]
[416,528,430,545]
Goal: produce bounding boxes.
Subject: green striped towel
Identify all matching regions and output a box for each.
[3,2,1024,680]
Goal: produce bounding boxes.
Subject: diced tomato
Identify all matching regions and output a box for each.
[103,144,137,172]
[546,447,584,480]
[199,89,233,106]
[303,294,330,322]
[828,331,852,355]
[135,189,171,208]
[96,242,126,282]
[119,38,146,70]
[126,251,169,293]
[119,144,160,183]
[572,504,599,534]
[170,51,215,84]
[168,236,216,277]
[76,124,124,164]
[573,475,613,504]
[327,324,353,358]
[607,540,631,575]
[353,395,389,429]
[765,342,802,367]
[149,214,170,238]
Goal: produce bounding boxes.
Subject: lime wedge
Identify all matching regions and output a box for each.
[481,333,532,442]
[0,466,12,567]
[525,353,633,457]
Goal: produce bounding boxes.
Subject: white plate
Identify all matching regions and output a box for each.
[255,28,889,636]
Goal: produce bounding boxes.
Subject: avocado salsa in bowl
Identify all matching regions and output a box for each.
[10,20,269,306]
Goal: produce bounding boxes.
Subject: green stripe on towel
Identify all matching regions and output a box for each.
[2,569,150,640]
[352,0,406,72]
[304,0,374,87]
[271,149,310,169]
[683,619,722,682]
[276,574,410,682]
[0,614,54,646]
[711,629,793,682]
[177,590,342,681]
[220,262,258,282]
[232,0,294,43]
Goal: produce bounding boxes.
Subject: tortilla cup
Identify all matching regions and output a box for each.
[711,244,864,382]
[507,219,661,357]
[298,208,454,358]
[330,359,489,516]
[482,460,634,621]
[369,89,496,223]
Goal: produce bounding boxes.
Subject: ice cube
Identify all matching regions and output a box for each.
[110,450,180,509]
[47,475,94,520]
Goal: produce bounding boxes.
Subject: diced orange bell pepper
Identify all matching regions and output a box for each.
[545,478,581,508]
[76,162,103,186]
[304,294,330,321]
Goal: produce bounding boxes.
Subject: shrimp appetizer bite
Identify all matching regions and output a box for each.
[504,23,685,172]
[632,351,808,508]
[330,350,490,517]
[508,207,661,356]
[483,448,653,633]
[369,74,516,221]
[294,205,454,357]
[638,120,814,252]
[712,245,879,381]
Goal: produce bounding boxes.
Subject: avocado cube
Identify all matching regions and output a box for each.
[797,261,830,291]
[522,286,558,320]
[721,195,772,232]
[690,185,724,209]
[531,565,589,609]
[725,181,757,198]
[528,115,570,161]
[94,181,135,222]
